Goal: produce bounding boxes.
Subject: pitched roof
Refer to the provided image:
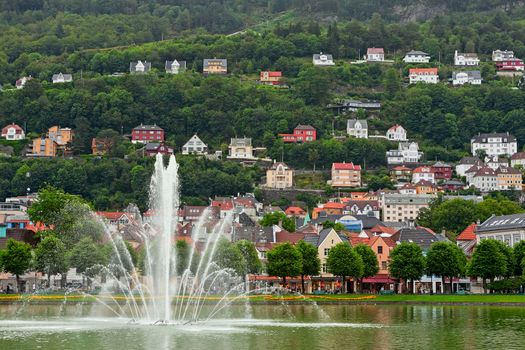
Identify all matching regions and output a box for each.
[511,152,525,160]
[471,133,516,143]
[347,119,368,129]
[313,52,334,60]
[285,206,306,216]
[392,165,412,171]
[367,48,384,54]
[294,124,315,131]
[133,124,163,131]
[456,223,477,241]
[261,71,282,77]
[275,230,305,244]
[203,59,227,68]
[459,156,483,165]
[1,123,24,135]
[332,162,361,170]
[391,227,448,250]
[477,213,525,233]
[388,124,405,132]
[409,68,438,74]
[269,161,291,170]
[405,50,429,56]
[452,70,481,79]
[322,202,345,210]
[474,167,496,177]
[496,166,521,175]
[413,166,433,174]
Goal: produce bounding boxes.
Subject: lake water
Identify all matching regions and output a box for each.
[0,303,524,349]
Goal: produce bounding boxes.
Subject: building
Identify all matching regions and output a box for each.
[412,166,435,184]
[409,68,439,84]
[343,200,380,218]
[390,165,413,182]
[470,167,497,192]
[399,183,417,195]
[442,180,466,192]
[228,138,255,160]
[456,223,477,256]
[327,99,381,113]
[492,50,514,62]
[312,52,335,66]
[165,59,186,74]
[52,73,73,83]
[486,156,509,171]
[131,124,164,144]
[415,180,438,195]
[279,125,317,143]
[346,119,368,139]
[203,59,227,74]
[366,48,385,62]
[511,152,525,168]
[144,142,174,157]
[476,213,525,247]
[303,228,349,278]
[91,137,113,155]
[386,124,407,141]
[266,162,293,189]
[15,76,32,89]
[30,126,73,157]
[130,60,151,74]
[452,71,482,85]
[182,134,208,155]
[368,235,396,274]
[381,193,435,223]
[496,166,522,190]
[392,227,448,251]
[456,157,483,177]
[1,123,24,140]
[495,58,525,71]
[260,71,283,85]
[431,161,453,181]
[386,142,423,165]
[454,50,480,66]
[470,132,517,157]
[331,162,362,188]
[403,50,431,63]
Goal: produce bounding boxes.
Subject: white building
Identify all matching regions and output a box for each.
[52,73,73,84]
[386,124,407,141]
[454,50,480,66]
[312,52,335,66]
[165,59,186,74]
[403,50,431,63]
[492,50,514,62]
[412,166,436,184]
[130,60,151,74]
[470,167,497,192]
[182,134,208,155]
[1,123,25,141]
[476,213,525,247]
[381,193,436,223]
[366,48,385,62]
[15,76,32,89]
[347,119,368,139]
[228,138,255,160]
[471,132,518,157]
[386,142,423,165]
[452,71,482,86]
[456,157,483,177]
[409,68,439,84]
[511,152,525,168]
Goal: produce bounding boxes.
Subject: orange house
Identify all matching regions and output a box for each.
[368,235,396,274]
[31,126,74,157]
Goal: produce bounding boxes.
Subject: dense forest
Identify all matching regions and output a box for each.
[1,1,525,208]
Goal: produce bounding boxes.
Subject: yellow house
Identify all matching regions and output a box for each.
[203,59,227,74]
[266,162,293,188]
[31,137,56,157]
[496,166,523,190]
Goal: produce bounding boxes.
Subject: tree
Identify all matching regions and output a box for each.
[296,240,320,293]
[27,186,84,227]
[353,244,379,292]
[68,237,105,287]
[213,238,246,276]
[235,240,262,275]
[513,240,525,276]
[259,212,296,232]
[425,242,467,293]
[383,68,401,98]
[34,235,68,287]
[321,220,346,232]
[389,242,425,294]
[326,243,363,293]
[468,239,508,293]
[0,239,32,292]
[266,243,302,288]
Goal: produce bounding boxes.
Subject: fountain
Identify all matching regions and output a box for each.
[91,153,246,324]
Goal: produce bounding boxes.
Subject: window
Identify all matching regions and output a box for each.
[324,248,330,256]
[381,261,388,270]
[377,246,383,254]
[322,263,327,273]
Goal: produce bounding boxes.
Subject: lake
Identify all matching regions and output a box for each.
[0,303,524,349]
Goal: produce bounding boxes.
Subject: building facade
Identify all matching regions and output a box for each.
[403,50,431,63]
[476,213,525,247]
[228,138,255,159]
[131,124,164,144]
[260,71,283,85]
[1,124,24,140]
[409,68,439,84]
[381,193,435,223]
[386,142,423,165]
[452,71,482,85]
[347,119,368,138]
[331,162,362,187]
[266,162,293,189]
[279,125,317,143]
[471,132,517,157]
[182,134,208,155]
[454,50,480,66]
[367,48,385,62]
[203,59,227,74]
[312,52,335,66]
[386,124,407,141]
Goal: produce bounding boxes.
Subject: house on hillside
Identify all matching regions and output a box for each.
[431,161,453,181]
[511,152,525,167]
[409,68,439,84]
[470,167,497,192]
[30,126,74,157]
[496,58,524,71]
[386,142,423,165]
[403,50,431,63]
[312,52,335,66]
[131,124,164,144]
[452,71,482,85]
[386,124,407,141]
[279,125,316,143]
[496,166,523,190]
[456,157,483,177]
[165,59,186,74]
[366,48,384,62]
[130,60,151,74]
[330,162,361,188]
[347,119,368,139]
[228,137,255,160]
[1,124,25,141]
[265,162,293,189]
[390,165,413,182]
[454,50,480,66]
[381,193,435,223]
[492,50,514,62]
[182,134,208,155]
[16,76,32,89]
[144,142,173,157]
[412,166,435,184]
[52,73,73,83]
[470,132,517,157]
[260,71,283,85]
[203,59,227,74]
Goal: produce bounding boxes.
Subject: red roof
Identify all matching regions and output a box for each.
[285,206,306,216]
[362,275,396,283]
[369,224,398,236]
[211,200,234,211]
[275,230,305,244]
[413,166,432,174]
[367,48,384,54]
[368,235,396,248]
[409,68,438,74]
[333,162,361,170]
[261,71,282,77]
[322,202,345,210]
[1,123,24,135]
[392,165,411,171]
[388,124,403,132]
[511,152,525,160]
[96,211,128,221]
[457,223,476,241]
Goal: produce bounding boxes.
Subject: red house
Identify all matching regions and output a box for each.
[144,142,173,156]
[431,161,453,180]
[131,124,164,144]
[260,71,282,85]
[279,124,317,143]
[496,58,524,71]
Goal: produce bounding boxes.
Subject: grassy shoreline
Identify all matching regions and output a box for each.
[2,294,525,306]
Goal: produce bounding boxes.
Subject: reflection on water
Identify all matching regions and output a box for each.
[0,304,524,350]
